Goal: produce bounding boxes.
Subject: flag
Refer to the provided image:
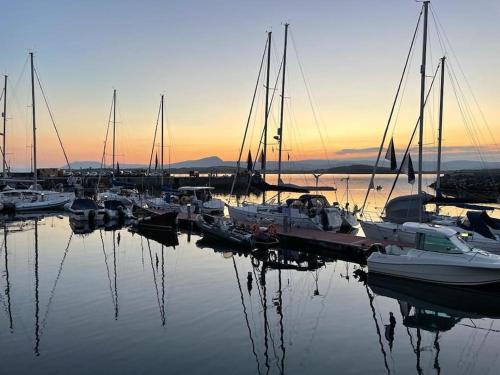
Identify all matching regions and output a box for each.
[385,138,397,171]
[155,153,158,170]
[287,153,290,161]
[401,153,415,184]
[259,150,265,170]
[247,150,253,172]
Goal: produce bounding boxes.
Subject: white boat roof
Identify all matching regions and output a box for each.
[402,222,458,237]
[178,186,214,191]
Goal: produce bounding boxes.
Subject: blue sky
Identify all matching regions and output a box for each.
[1,0,499,168]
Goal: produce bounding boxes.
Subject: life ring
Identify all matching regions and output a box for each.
[269,251,277,262]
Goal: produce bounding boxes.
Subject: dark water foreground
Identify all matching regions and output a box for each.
[1,215,500,374]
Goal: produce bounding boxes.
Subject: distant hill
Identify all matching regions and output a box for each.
[64,156,500,172]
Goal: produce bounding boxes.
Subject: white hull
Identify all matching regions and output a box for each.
[1,191,75,212]
[369,254,500,285]
[228,204,351,232]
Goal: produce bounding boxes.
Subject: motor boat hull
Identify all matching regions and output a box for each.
[368,251,500,286]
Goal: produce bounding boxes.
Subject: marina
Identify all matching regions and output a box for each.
[1,0,500,373]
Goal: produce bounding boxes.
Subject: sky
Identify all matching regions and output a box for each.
[1,0,499,169]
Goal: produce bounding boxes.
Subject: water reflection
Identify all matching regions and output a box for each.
[2,213,500,373]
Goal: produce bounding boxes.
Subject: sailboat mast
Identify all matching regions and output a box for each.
[30,53,38,188]
[112,89,116,174]
[436,56,445,199]
[417,2,429,222]
[277,24,289,205]
[263,31,271,204]
[161,94,164,186]
[2,75,7,178]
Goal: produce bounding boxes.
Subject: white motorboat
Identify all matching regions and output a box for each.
[146,186,224,215]
[229,194,357,232]
[0,189,75,211]
[66,198,105,221]
[367,222,500,286]
[361,193,500,254]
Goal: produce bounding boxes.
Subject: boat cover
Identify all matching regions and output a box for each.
[384,193,433,224]
[463,211,497,240]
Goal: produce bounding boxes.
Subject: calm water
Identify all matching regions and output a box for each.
[1,175,500,374]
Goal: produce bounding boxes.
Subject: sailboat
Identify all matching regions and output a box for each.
[359,2,500,253]
[227,26,357,232]
[0,53,74,211]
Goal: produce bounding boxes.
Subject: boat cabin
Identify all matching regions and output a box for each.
[177,186,214,203]
[402,223,471,254]
[286,194,330,209]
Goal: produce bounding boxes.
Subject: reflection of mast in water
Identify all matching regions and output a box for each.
[277,269,285,375]
[34,220,40,356]
[364,284,390,375]
[113,230,119,320]
[261,265,270,374]
[100,230,116,314]
[146,239,165,325]
[4,224,13,332]
[161,244,165,326]
[433,331,441,374]
[232,256,261,375]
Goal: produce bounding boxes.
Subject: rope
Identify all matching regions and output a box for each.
[229,36,268,200]
[33,67,71,170]
[147,97,162,175]
[96,94,115,194]
[383,63,441,211]
[361,7,423,214]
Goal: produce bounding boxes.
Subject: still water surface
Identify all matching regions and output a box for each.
[1,175,500,374]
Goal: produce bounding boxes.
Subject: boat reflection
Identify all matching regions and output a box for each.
[362,272,500,374]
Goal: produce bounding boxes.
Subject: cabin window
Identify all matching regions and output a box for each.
[421,234,462,254]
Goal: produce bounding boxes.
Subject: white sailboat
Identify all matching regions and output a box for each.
[359,2,500,252]
[0,53,74,211]
[227,26,357,232]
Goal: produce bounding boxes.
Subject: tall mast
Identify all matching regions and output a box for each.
[262,31,271,204]
[277,23,289,205]
[30,53,38,188]
[417,2,429,222]
[436,56,445,199]
[112,89,116,174]
[2,75,7,178]
[161,94,164,186]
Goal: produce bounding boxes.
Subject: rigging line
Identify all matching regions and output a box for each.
[99,230,115,307]
[383,63,441,211]
[40,232,73,335]
[33,67,71,170]
[243,56,285,201]
[148,97,162,175]
[229,36,268,200]
[97,94,115,193]
[289,31,334,174]
[431,5,499,154]
[361,7,423,214]
[232,256,262,375]
[365,285,391,375]
[146,238,163,323]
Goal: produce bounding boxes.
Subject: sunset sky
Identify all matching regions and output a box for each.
[1,0,499,170]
